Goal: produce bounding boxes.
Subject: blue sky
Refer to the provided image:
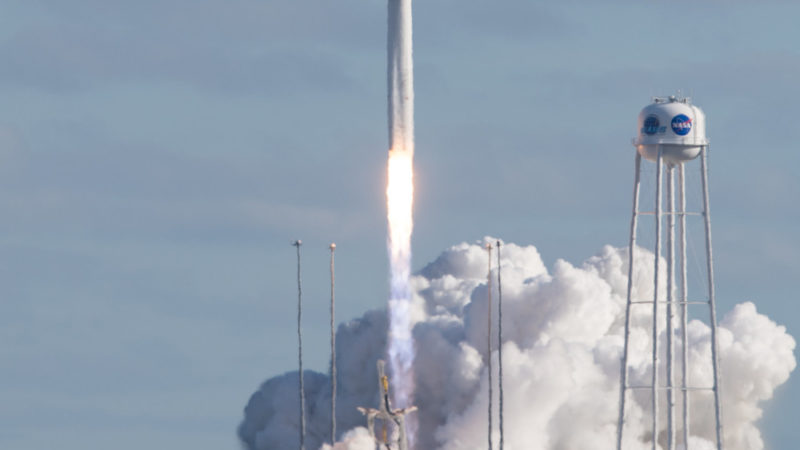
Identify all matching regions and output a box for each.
[0,1,798,449]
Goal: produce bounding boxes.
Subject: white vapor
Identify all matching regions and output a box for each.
[238,239,795,450]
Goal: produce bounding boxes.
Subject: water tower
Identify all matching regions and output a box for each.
[616,96,723,450]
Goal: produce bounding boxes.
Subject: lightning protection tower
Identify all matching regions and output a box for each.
[616,96,723,450]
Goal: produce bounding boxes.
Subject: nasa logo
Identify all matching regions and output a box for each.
[643,115,660,135]
[671,114,692,136]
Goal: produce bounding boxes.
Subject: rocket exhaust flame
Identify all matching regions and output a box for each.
[386,150,414,407]
[386,0,416,446]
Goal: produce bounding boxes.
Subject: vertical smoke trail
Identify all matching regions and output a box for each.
[386,0,415,431]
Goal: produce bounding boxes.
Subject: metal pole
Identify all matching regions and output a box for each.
[617,152,642,450]
[652,148,663,450]
[666,165,676,450]
[496,240,504,450]
[398,415,409,450]
[700,147,724,450]
[369,416,376,450]
[486,243,493,450]
[293,240,306,450]
[679,164,690,447]
[330,243,337,445]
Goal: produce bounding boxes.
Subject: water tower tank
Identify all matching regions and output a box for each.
[634,96,708,164]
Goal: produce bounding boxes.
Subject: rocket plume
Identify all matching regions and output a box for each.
[386,0,415,435]
[240,240,796,450]
[387,152,414,404]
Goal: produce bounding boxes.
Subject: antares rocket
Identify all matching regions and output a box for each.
[358,360,418,450]
[385,0,417,444]
[385,0,416,425]
[387,0,414,156]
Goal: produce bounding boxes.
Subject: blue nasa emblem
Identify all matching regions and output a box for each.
[643,115,660,135]
[671,114,692,136]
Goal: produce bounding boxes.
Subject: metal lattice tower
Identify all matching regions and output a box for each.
[616,96,723,450]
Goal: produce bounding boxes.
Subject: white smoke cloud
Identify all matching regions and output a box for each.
[238,239,796,450]
[320,428,376,450]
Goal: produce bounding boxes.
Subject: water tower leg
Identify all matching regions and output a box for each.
[617,152,642,450]
[700,146,724,450]
[666,165,676,450]
[652,147,663,450]
[679,164,690,447]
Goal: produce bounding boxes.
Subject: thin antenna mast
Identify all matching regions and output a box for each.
[486,242,493,450]
[292,240,306,450]
[496,240,505,450]
[329,243,337,445]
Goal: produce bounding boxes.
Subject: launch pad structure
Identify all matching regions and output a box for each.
[358,360,418,450]
[616,96,723,450]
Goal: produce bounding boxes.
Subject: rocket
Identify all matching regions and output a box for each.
[387,0,414,156]
[358,360,417,450]
[384,0,416,444]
